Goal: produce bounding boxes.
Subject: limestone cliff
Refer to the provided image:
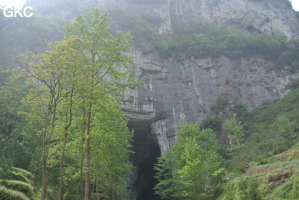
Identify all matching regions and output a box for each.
[3,0,299,199]
[81,1,299,146]
[84,0,299,151]
[82,1,299,198]
[85,0,299,38]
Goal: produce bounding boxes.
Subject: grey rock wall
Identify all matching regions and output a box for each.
[82,0,299,151]
[123,49,299,199]
[13,0,299,199]
[86,0,299,38]
[171,0,299,39]
[122,50,299,151]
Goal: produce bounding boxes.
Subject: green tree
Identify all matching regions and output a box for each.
[64,8,144,200]
[15,35,87,200]
[0,66,35,172]
[154,150,176,199]
[277,115,293,137]
[154,122,222,200]
[223,113,244,153]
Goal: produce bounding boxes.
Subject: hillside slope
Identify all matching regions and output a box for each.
[219,146,299,199]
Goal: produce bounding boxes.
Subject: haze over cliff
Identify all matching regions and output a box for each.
[1,0,299,199]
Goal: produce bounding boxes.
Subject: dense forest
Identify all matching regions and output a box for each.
[1,0,299,199]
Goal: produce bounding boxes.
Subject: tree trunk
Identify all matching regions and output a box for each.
[57,133,67,200]
[84,102,92,200]
[58,89,74,200]
[40,153,49,200]
[40,103,57,200]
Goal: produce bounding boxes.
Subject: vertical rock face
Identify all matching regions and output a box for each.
[123,51,299,148]
[123,51,299,199]
[84,0,299,147]
[86,0,299,38]
[171,0,299,39]
[5,0,299,199]
[89,1,299,198]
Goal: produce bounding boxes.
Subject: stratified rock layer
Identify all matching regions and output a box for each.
[122,53,299,150]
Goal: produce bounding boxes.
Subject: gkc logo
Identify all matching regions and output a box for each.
[2,6,33,17]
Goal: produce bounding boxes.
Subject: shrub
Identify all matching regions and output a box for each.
[256,155,268,165]
[0,180,33,198]
[11,168,33,180]
[201,115,221,131]
[10,172,31,184]
[223,178,262,200]
[292,174,299,198]
[287,78,299,90]
[0,186,30,200]
[213,93,232,113]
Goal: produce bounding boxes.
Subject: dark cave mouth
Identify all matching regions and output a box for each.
[136,139,161,200]
[128,120,162,200]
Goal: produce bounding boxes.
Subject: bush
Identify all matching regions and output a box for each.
[256,155,268,165]
[201,116,222,131]
[212,93,232,114]
[287,78,299,90]
[108,7,167,53]
[0,186,30,200]
[223,178,262,200]
[0,180,33,198]
[10,167,33,184]
[10,172,31,184]
[11,168,33,180]
[292,174,299,198]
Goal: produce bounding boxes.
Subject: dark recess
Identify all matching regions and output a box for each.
[128,120,162,200]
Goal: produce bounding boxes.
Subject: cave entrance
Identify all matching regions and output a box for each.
[128,120,162,200]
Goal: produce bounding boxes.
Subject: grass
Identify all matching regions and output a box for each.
[218,87,299,199]
[228,87,299,169]
[221,146,299,199]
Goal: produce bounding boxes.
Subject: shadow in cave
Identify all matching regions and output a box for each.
[128,120,164,200]
[137,139,161,200]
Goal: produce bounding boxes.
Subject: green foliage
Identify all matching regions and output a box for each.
[222,178,262,200]
[0,10,65,52]
[277,115,293,137]
[0,186,30,200]
[223,113,244,153]
[115,17,299,70]
[10,172,31,185]
[154,122,222,199]
[55,8,143,200]
[0,0,82,68]
[108,7,168,54]
[287,77,299,90]
[255,155,268,165]
[11,168,33,181]
[0,180,33,198]
[220,147,299,199]
[0,168,34,200]
[64,97,134,199]
[0,68,34,171]
[10,7,144,200]
[292,174,299,198]
[153,151,176,199]
[225,87,299,170]
[201,115,222,132]
[213,93,232,113]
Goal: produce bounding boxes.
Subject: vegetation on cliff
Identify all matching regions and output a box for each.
[1,7,144,200]
[1,0,299,199]
[154,122,222,199]
[198,87,299,199]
